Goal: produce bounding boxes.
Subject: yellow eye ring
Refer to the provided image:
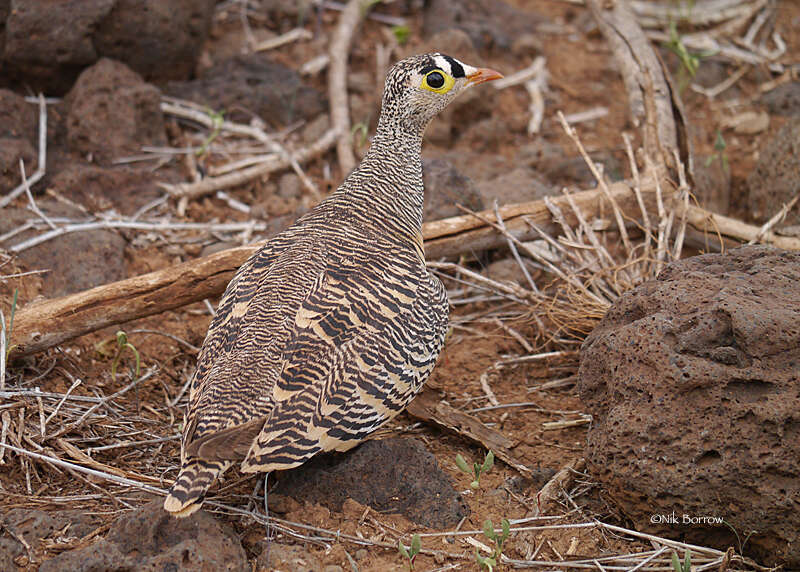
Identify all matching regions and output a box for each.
[421,69,455,94]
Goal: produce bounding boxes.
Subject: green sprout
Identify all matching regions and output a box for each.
[196,108,225,157]
[392,25,410,45]
[397,533,421,570]
[109,330,141,382]
[666,21,700,77]
[456,450,494,489]
[663,21,714,92]
[476,518,511,571]
[671,549,692,572]
[351,121,369,147]
[704,130,729,173]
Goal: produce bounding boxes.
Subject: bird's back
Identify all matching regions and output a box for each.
[164,51,503,517]
[181,198,448,469]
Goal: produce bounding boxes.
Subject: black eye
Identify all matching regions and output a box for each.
[426,71,445,89]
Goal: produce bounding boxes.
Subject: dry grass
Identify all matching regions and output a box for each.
[0,2,785,567]
[432,117,691,357]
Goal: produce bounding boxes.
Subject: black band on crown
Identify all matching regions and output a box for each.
[443,55,465,78]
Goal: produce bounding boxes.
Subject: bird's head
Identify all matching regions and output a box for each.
[378,53,503,135]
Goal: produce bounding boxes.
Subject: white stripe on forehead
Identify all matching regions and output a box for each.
[431,54,477,78]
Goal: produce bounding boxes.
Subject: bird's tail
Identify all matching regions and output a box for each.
[163,458,231,517]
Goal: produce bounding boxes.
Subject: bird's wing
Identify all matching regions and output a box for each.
[182,229,329,452]
[185,234,448,470]
[238,245,448,472]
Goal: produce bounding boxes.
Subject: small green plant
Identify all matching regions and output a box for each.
[392,25,410,45]
[105,330,141,381]
[196,108,225,157]
[671,549,691,572]
[455,450,494,489]
[663,21,714,92]
[351,121,369,147]
[704,130,729,173]
[397,533,421,570]
[2,288,19,362]
[475,518,511,571]
[665,21,699,77]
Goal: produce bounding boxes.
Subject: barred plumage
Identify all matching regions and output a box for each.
[164,53,502,516]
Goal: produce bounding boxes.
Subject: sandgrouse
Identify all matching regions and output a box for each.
[164,53,502,516]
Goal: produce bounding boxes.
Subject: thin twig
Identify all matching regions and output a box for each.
[161,128,337,199]
[748,193,800,245]
[558,111,632,253]
[252,27,312,52]
[493,57,546,90]
[0,94,47,208]
[45,368,157,441]
[328,0,371,175]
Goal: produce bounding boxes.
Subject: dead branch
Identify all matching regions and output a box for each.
[328,0,371,175]
[10,166,800,360]
[586,0,686,173]
[530,458,586,517]
[161,125,337,200]
[684,204,800,251]
[631,0,768,29]
[405,389,534,479]
[9,177,669,358]
[10,243,261,358]
[252,27,312,52]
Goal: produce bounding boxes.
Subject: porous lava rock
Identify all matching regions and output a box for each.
[578,246,800,568]
[65,58,166,165]
[0,203,126,296]
[50,164,163,216]
[1,0,215,92]
[1,508,105,568]
[166,55,326,128]
[92,0,216,82]
[422,158,484,221]
[2,0,115,93]
[0,88,38,190]
[273,437,470,529]
[423,0,542,53]
[747,118,800,226]
[39,498,248,572]
[761,81,800,116]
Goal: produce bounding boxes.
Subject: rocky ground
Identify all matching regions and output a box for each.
[1,0,799,570]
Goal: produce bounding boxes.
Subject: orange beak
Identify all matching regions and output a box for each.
[466,67,504,86]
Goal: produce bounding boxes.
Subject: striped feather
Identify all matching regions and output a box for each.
[164,52,496,515]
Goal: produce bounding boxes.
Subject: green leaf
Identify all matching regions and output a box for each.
[398,540,409,559]
[501,518,510,541]
[671,551,682,572]
[455,453,470,474]
[713,130,726,153]
[392,25,410,45]
[110,331,141,381]
[482,450,495,473]
[410,534,421,556]
[470,480,480,489]
[483,518,496,540]
[475,551,496,571]
[683,549,691,572]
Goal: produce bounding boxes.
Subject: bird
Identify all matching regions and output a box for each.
[163,53,503,517]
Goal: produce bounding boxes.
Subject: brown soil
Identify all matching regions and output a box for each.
[2,0,798,570]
